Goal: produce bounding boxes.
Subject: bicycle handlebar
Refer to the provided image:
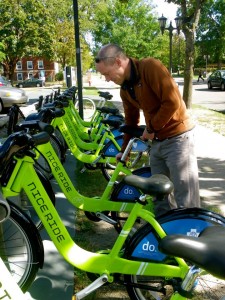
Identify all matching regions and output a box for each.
[25,107,65,123]
[0,131,50,176]
[15,120,54,135]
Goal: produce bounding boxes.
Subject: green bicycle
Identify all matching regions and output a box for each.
[15,119,152,232]
[1,130,225,299]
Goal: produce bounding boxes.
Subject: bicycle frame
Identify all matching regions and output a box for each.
[51,110,120,164]
[36,140,153,213]
[60,98,121,141]
[57,105,118,151]
[2,154,188,300]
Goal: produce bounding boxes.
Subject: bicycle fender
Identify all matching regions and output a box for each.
[125,207,225,262]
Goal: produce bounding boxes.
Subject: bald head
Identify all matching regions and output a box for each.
[95,44,127,65]
[95,44,130,85]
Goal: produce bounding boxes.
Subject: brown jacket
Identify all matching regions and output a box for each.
[120,57,194,151]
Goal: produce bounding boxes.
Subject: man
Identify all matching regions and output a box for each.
[95,43,200,215]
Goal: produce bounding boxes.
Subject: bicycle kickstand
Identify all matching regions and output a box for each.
[72,274,108,300]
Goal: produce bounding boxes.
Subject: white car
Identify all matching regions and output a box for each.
[0,86,28,113]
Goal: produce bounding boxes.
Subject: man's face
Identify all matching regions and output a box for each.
[95,58,125,85]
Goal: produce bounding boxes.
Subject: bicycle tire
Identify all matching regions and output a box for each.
[75,96,96,120]
[124,207,225,300]
[54,127,68,154]
[8,168,56,231]
[0,201,43,292]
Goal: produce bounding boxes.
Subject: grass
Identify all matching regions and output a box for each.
[191,104,225,136]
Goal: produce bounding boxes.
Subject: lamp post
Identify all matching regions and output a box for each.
[158,15,183,74]
[72,0,83,119]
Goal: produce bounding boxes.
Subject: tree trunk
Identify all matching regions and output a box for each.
[183,30,195,108]
[178,0,203,108]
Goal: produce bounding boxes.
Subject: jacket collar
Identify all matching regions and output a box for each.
[121,58,140,90]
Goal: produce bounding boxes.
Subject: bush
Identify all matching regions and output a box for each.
[55,72,64,81]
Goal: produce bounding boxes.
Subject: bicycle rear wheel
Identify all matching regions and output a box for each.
[0,201,43,291]
[124,208,225,300]
[75,97,96,120]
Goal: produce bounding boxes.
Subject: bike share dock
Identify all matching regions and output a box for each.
[2,75,224,299]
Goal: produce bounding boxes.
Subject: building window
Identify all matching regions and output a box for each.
[27,61,33,69]
[38,60,44,69]
[16,61,22,70]
[28,72,34,79]
[17,73,23,81]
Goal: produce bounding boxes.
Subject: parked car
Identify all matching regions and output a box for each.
[0,75,12,87]
[0,86,28,113]
[16,78,45,88]
[207,70,225,91]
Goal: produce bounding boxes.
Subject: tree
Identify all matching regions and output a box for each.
[167,0,207,108]
[0,0,56,81]
[195,0,225,69]
[0,43,6,66]
[91,0,163,59]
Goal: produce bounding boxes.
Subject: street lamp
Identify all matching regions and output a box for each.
[158,14,183,74]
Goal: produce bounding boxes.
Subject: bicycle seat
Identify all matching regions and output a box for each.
[119,125,145,137]
[98,91,113,100]
[101,119,123,128]
[159,225,225,279]
[97,106,119,115]
[123,174,173,198]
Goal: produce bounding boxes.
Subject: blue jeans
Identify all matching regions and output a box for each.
[151,129,200,216]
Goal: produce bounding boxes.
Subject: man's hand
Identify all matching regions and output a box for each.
[141,128,155,140]
[116,152,123,161]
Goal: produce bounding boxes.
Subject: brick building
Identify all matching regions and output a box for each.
[14,57,59,82]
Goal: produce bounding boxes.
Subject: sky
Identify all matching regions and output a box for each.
[152,0,179,26]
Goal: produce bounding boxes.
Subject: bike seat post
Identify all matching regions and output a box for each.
[98,96,105,108]
[121,137,139,162]
[180,265,201,294]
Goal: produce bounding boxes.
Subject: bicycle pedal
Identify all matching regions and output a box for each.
[75,274,108,300]
[95,212,117,225]
[80,167,87,173]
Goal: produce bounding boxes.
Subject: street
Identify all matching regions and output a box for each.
[177,79,225,112]
[21,78,225,114]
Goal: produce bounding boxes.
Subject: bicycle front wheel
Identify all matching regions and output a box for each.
[75,97,96,120]
[0,202,43,291]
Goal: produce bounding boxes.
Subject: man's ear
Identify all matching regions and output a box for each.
[115,58,122,67]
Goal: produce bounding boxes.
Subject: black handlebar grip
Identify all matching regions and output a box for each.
[32,132,51,146]
[53,108,65,117]
[38,122,54,135]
